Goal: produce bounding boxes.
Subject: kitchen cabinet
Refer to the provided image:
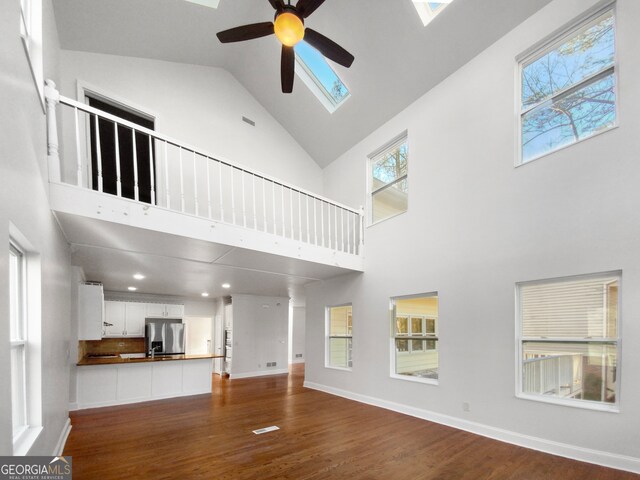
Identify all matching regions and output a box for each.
[78,283,104,340]
[146,303,184,318]
[104,301,126,337]
[104,301,148,337]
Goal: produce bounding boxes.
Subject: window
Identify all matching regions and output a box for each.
[10,243,28,442]
[369,134,408,224]
[517,272,621,411]
[295,41,351,113]
[391,293,439,383]
[326,305,352,369]
[9,230,42,455]
[519,7,616,164]
[412,1,455,26]
[20,0,44,109]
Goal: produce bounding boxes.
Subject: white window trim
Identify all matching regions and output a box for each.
[367,131,409,227]
[515,271,622,413]
[389,293,439,386]
[515,1,619,167]
[9,224,43,455]
[325,303,353,371]
[20,0,45,112]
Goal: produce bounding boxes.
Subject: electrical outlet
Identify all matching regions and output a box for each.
[462,402,470,412]
[295,354,303,358]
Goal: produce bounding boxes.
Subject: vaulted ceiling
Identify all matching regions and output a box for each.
[53,0,552,167]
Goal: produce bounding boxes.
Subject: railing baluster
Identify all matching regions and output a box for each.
[281,185,286,237]
[218,161,224,222]
[298,191,302,242]
[193,151,199,217]
[148,136,155,205]
[334,205,338,251]
[114,122,122,197]
[94,114,103,193]
[262,177,267,233]
[74,107,83,187]
[164,141,170,208]
[179,147,185,213]
[272,181,276,235]
[242,170,247,228]
[347,210,351,254]
[231,168,236,225]
[206,157,212,219]
[305,195,310,243]
[252,174,257,230]
[321,201,325,248]
[341,208,345,253]
[290,188,294,240]
[314,199,318,245]
[132,129,139,202]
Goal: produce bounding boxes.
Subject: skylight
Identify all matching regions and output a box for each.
[294,41,350,113]
[412,0,453,26]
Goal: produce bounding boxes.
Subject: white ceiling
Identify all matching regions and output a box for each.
[52,0,553,167]
[56,212,356,305]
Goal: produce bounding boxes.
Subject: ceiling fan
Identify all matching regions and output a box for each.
[216,0,355,94]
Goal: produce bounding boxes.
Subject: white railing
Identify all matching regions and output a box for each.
[523,354,583,398]
[44,80,364,255]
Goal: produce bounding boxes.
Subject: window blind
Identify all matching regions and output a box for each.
[520,275,618,338]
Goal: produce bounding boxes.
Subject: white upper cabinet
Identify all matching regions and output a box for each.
[125,302,147,337]
[78,283,104,340]
[104,301,126,337]
[146,303,184,318]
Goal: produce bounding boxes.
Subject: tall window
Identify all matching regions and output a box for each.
[10,242,28,442]
[519,7,616,164]
[326,305,352,369]
[391,293,439,383]
[20,0,44,108]
[517,272,620,410]
[369,134,408,224]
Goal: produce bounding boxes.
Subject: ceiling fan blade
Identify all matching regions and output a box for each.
[281,46,295,94]
[296,0,325,18]
[268,0,285,11]
[304,28,354,68]
[216,22,274,43]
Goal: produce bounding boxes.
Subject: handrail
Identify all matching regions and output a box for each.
[57,94,360,215]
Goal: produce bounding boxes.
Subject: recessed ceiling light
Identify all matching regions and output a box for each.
[128,286,137,291]
[133,273,145,280]
[222,283,231,289]
[201,292,209,297]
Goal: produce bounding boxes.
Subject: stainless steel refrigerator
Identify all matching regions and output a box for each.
[145,318,185,356]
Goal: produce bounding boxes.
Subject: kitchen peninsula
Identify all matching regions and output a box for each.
[76,352,223,410]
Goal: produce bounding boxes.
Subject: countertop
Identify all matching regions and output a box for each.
[77,353,224,366]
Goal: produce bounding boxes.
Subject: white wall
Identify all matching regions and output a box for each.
[230,295,289,378]
[0,0,71,455]
[291,306,306,364]
[308,0,640,470]
[57,51,323,195]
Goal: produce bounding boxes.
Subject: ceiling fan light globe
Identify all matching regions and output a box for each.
[274,12,305,47]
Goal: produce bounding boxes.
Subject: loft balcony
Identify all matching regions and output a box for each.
[43,81,364,278]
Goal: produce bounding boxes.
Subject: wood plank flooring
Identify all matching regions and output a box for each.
[64,364,638,479]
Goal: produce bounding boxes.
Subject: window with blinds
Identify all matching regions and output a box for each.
[326,305,352,370]
[517,272,620,410]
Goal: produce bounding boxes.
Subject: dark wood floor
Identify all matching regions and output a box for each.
[65,364,638,479]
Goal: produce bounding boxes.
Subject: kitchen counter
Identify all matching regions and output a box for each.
[77,353,224,366]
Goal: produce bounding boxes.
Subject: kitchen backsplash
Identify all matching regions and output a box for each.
[79,338,146,361]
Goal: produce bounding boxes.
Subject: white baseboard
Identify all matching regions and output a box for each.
[303,381,640,475]
[291,358,305,364]
[53,418,72,456]
[68,402,78,412]
[231,368,289,379]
